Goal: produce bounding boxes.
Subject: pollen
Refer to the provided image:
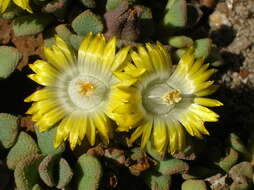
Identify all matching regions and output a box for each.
[78,81,95,95]
[162,89,182,105]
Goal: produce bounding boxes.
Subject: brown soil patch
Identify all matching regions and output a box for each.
[0,18,44,71]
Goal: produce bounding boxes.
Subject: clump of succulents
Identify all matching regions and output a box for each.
[2,0,252,190]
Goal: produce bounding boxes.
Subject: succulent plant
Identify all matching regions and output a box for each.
[0,113,19,149]
[69,34,84,50]
[35,126,65,156]
[7,132,40,170]
[106,0,136,11]
[229,162,253,190]
[42,0,70,19]
[143,170,172,190]
[218,148,239,172]
[0,46,21,79]
[71,9,104,36]
[163,0,187,29]
[14,154,44,190]
[75,154,102,190]
[55,24,73,43]
[181,179,207,190]
[194,38,212,58]
[13,14,54,37]
[168,35,193,48]
[0,0,252,189]
[38,154,73,189]
[57,158,73,189]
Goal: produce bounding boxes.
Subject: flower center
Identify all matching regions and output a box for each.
[142,80,182,116]
[161,90,182,105]
[78,81,95,95]
[67,75,108,111]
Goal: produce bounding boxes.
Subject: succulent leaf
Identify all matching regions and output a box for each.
[181,179,207,190]
[14,155,44,190]
[0,113,19,149]
[7,132,40,170]
[35,126,65,156]
[106,0,136,11]
[0,46,21,79]
[143,170,172,190]
[38,155,58,187]
[194,38,212,58]
[13,14,54,37]
[71,10,103,36]
[163,0,187,29]
[75,154,102,190]
[57,158,73,189]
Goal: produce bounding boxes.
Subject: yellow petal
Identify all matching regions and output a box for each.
[194,97,223,107]
[113,71,138,86]
[13,0,33,13]
[37,107,65,131]
[94,113,110,144]
[32,100,59,119]
[178,113,203,138]
[130,50,147,70]
[111,46,130,71]
[191,69,217,83]
[86,118,96,146]
[189,63,209,79]
[114,112,143,131]
[102,37,116,68]
[176,47,195,74]
[156,41,172,69]
[146,43,164,72]
[78,116,87,142]
[112,103,135,114]
[44,36,75,71]
[193,81,214,93]
[195,85,219,96]
[69,116,84,150]
[28,74,54,86]
[124,63,146,78]
[129,125,144,144]
[189,104,219,122]
[24,88,55,102]
[55,35,75,62]
[167,121,178,154]
[186,112,209,135]
[152,120,167,154]
[0,0,11,13]
[78,32,93,63]
[26,102,39,114]
[188,57,205,76]
[136,45,153,71]
[140,121,153,148]
[84,33,105,64]
[29,60,58,79]
[54,116,72,148]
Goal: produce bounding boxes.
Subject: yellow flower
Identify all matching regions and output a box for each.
[0,0,32,13]
[109,43,223,154]
[25,33,130,150]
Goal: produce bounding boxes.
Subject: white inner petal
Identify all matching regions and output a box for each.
[142,81,176,115]
[68,75,108,111]
[55,61,115,115]
[140,72,194,120]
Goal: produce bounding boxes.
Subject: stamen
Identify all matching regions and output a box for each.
[78,81,95,95]
[162,89,182,105]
